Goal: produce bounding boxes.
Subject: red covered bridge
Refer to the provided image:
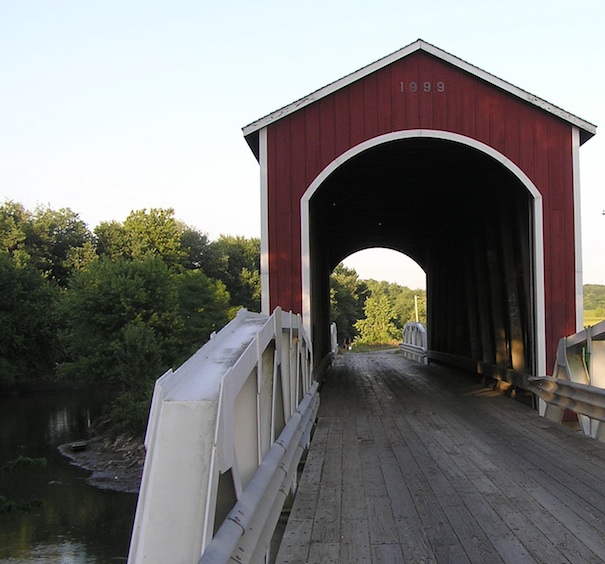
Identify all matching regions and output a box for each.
[243,39,596,379]
[129,40,605,564]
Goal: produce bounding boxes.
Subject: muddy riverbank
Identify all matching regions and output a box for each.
[59,434,144,494]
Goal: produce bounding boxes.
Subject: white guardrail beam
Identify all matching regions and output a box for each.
[128,307,320,564]
[533,319,605,440]
[399,322,428,365]
[199,382,319,564]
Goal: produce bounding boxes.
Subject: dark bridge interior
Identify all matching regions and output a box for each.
[310,137,535,377]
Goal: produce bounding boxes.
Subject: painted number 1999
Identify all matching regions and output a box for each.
[400,81,445,93]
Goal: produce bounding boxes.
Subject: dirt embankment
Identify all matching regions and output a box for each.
[59,434,145,494]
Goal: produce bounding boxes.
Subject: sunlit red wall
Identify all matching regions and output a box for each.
[265,50,576,370]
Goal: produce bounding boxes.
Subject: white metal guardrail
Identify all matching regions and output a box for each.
[199,382,318,564]
[128,307,318,564]
[399,322,428,365]
[531,319,605,440]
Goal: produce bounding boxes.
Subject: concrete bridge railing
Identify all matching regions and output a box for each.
[128,307,319,564]
[531,319,605,440]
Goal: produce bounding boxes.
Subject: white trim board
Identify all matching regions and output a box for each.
[300,129,547,378]
[572,126,584,331]
[259,127,270,315]
[243,39,596,157]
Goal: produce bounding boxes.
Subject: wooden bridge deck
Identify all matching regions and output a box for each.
[276,352,605,563]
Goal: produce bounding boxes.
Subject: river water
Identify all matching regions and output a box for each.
[0,389,137,562]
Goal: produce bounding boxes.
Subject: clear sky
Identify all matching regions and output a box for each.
[1,1,603,289]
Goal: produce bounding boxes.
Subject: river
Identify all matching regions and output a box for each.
[0,389,137,562]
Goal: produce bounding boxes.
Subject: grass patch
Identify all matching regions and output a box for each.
[584,309,605,327]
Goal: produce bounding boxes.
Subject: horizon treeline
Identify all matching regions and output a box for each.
[0,201,426,433]
[0,201,262,431]
[2,200,602,433]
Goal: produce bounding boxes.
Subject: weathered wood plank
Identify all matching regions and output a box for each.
[275,519,313,564]
[427,407,605,561]
[310,417,342,544]
[370,543,405,563]
[307,542,340,563]
[372,417,435,558]
[277,353,605,563]
[410,378,603,562]
[341,519,372,563]
[389,414,473,563]
[341,417,368,519]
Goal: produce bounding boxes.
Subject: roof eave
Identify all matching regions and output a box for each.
[242,38,596,159]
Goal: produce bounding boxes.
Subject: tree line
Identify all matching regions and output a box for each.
[584,284,605,326]
[0,202,260,431]
[4,201,603,433]
[330,264,426,347]
[0,200,430,432]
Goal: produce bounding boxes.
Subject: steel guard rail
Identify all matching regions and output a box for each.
[399,322,428,365]
[199,382,319,564]
[532,319,605,441]
[530,376,605,423]
[128,307,318,564]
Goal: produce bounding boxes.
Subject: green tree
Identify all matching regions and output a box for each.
[0,201,92,285]
[94,220,128,260]
[365,279,427,329]
[584,285,605,310]
[59,255,182,386]
[122,208,185,267]
[0,252,59,386]
[330,264,367,342]
[354,293,399,345]
[64,240,98,272]
[174,269,231,360]
[59,254,234,432]
[204,235,261,311]
[95,209,186,269]
[392,287,426,328]
[179,225,213,271]
[26,206,92,285]
[0,201,29,262]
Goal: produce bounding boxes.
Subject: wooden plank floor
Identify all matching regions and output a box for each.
[276,351,605,563]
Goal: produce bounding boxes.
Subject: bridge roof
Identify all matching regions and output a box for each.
[243,39,596,158]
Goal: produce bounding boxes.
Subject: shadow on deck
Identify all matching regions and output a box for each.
[276,352,605,563]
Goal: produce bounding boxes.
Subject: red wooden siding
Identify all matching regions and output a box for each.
[266,50,577,369]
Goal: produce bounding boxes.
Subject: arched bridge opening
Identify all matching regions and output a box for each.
[308,135,539,377]
[243,39,595,384]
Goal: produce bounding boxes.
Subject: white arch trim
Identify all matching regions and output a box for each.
[300,129,546,377]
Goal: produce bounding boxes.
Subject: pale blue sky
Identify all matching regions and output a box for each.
[1,1,603,288]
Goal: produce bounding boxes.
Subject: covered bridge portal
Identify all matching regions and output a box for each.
[243,40,596,380]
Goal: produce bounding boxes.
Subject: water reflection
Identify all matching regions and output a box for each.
[3,540,96,564]
[0,389,137,562]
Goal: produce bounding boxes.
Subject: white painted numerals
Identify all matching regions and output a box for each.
[400,81,445,93]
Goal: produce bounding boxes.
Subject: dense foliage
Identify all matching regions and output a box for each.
[2,200,602,433]
[329,265,427,346]
[0,202,260,433]
[584,284,605,326]
[0,253,59,385]
[329,264,367,343]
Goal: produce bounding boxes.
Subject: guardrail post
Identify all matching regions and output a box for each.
[534,320,605,442]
